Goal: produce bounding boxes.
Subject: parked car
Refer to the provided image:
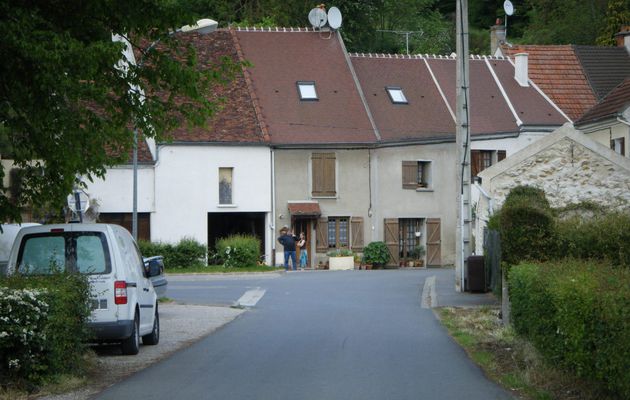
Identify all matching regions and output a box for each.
[0,223,40,276]
[143,255,168,298]
[6,223,160,355]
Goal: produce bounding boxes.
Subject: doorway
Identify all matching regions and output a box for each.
[207,212,266,255]
[293,218,312,268]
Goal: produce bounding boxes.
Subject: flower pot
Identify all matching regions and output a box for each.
[329,256,354,270]
[407,261,415,267]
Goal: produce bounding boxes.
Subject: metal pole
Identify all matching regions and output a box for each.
[132,127,138,240]
[456,0,472,292]
[74,190,83,223]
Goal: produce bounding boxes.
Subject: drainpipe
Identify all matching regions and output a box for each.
[270,147,276,266]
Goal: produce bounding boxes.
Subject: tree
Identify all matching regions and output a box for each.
[597,0,630,45]
[0,0,234,223]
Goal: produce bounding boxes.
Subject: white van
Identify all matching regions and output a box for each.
[7,223,160,355]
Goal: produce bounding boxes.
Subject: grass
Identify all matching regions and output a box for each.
[165,265,284,274]
[436,307,614,400]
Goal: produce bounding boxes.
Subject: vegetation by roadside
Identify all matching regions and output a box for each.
[166,265,283,274]
[437,307,617,400]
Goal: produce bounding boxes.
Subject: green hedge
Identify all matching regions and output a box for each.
[0,273,91,387]
[138,237,207,269]
[509,261,630,398]
[215,235,260,268]
[555,212,630,268]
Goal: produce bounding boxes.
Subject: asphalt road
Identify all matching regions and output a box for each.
[96,270,512,400]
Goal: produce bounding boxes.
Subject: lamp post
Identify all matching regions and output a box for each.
[114,19,218,240]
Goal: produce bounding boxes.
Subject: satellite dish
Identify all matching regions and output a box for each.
[327,7,342,30]
[308,7,327,29]
[503,0,514,16]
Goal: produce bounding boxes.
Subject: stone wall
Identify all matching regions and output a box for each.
[488,137,630,209]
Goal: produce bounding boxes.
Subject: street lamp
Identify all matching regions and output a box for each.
[114,19,218,240]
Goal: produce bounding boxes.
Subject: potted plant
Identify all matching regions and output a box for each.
[327,248,354,270]
[362,241,390,269]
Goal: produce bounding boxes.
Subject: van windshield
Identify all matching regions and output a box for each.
[17,232,111,275]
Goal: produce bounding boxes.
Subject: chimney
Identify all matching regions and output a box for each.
[514,53,529,87]
[615,25,630,53]
[490,18,506,55]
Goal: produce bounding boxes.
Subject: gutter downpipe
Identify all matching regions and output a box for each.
[270,147,276,266]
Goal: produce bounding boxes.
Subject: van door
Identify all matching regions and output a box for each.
[130,241,155,333]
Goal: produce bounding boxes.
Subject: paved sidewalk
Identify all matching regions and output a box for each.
[430,267,500,307]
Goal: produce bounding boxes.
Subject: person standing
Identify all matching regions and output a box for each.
[277,228,297,271]
[298,232,307,271]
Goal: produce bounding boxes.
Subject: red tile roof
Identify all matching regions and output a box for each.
[233,29,377,145]
[577,77,630,124]
[500,45,597,121]
[166,30,266,144]
[350,56,455,142]
[288,202,321,217]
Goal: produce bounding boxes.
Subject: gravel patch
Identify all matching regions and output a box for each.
[38,303,244,400]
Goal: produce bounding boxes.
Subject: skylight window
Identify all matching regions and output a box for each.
[386,86,408,104]
[297,81,318,101]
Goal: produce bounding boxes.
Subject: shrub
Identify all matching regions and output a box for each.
[327,249,353,257]
[0,273,91,387]
[139,237,207,269]
[494,185,556,265]
[555,212,630,268]
[215,235,260,268]
[509,261,630,398]
[362,241,390,266]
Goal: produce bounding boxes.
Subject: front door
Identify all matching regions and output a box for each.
[293,219,312,268]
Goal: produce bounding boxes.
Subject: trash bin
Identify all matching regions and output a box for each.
[467,255,486,292]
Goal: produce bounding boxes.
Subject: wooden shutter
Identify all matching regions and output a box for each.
[384,218,399,266]
[350,217,364,251]
[402,161,417,189]
[497,150,506,162]
[426,218,441,266]
[621,138,626,156]
[312,153,336,196]
[316,218,329,252]
[471,150,481,178]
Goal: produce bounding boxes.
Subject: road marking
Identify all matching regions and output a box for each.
[421,276,438,308]
[234,288,266,308]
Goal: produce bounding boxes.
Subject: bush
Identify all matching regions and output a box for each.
[494,185,556,265]
[362,241,390,266]
[509,261,630,398]
[555,212,630,268]
[138,237,207,269]
[215,235,260,268]
[0,273,91,387]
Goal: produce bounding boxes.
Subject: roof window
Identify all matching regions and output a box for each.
[386,86,408,104]
[297,81,318,101]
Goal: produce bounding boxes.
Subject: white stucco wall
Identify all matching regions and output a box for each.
[375,144,458,266]
[471,131,550,155]
[273,149,371,266]
[86,166,155,213]
[582,121,630,157]
[153,145,272,255]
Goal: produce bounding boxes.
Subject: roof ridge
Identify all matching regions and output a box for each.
[234,26,322,32]
[347,52,507,60]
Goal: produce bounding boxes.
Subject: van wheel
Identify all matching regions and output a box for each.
[142,306,160,345]
[121,313,140,355]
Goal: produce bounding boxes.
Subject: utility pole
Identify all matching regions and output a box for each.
[455,0,472,292]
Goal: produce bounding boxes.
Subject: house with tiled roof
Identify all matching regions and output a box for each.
[84,26,567,271]
[86,30,274,261]
[232,27,566,268]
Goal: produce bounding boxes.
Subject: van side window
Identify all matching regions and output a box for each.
[19,236,65,274]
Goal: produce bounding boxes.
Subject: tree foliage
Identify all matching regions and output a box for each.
[0,0,234,223]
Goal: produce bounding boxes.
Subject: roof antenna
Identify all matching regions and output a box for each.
[503,0,514,41]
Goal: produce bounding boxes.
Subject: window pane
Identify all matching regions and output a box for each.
[76,235,107,274]
[339,218,349,247]
[18,236,66,274]
[387,87,408,104]
[298,82,317,100]
[328,218,337,248]
[219,167,233,204]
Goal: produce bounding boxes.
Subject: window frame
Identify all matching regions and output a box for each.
[327,216,350,249]
[297,81,318,101]
[218,167,234,205]
[311,152,337,198]
[402,160,432,190]
[385,86,408,104]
